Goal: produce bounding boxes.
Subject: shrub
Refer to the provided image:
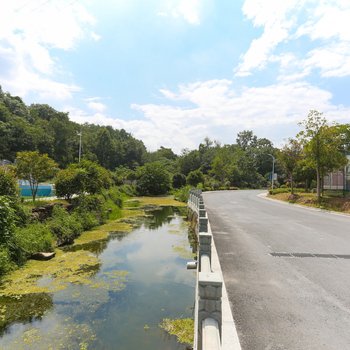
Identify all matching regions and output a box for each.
[173,185,191,203]
[172,173,186,189]
[136,162,171,195]
[48,206,83,246]
[0,196,15,245]
[186,170,204,187]
[73,211,99,231]
[118,184,136,197]
[0,246,13,277]
[0,168,18,197]
[14,223,53,258]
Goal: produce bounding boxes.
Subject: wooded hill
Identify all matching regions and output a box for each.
[0,86,146,169]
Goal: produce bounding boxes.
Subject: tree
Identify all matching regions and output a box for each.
[236,130,257,150]
[186,170,205,187]
[0,167,18,197]
[16,151,57,202]
[172,173,186,189]
[298,110,347,201]
[55,161,112,200]
[55,167,87,200]
[136,162,171,195]
[178,149,202,176]
[278,139,302,194]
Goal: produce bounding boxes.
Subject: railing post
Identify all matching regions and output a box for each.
[198,271,222,350]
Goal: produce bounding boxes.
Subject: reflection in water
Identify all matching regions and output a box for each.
[0,294,53,336]
[0,206,195,350]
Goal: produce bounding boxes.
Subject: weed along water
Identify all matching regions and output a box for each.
[0,200,196,350]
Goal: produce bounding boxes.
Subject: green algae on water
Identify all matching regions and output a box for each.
[8,320,96,350]
[159,318,194,345]
[0,250,100,296]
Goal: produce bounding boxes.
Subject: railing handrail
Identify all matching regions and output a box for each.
[188,189,222,350]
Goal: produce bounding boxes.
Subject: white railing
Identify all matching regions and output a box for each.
[188,189,222,350]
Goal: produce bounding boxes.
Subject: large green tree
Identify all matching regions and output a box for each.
[136,162,171,195]
[298,110,347,201]
[15,151,57,202]
[278,139,302,194]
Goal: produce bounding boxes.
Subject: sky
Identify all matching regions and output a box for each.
[0,0,349,153]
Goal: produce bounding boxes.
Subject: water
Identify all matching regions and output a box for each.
[0,207,195,349]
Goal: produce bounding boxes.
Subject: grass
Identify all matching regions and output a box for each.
[268,191,350,213]
[134,196,187,207]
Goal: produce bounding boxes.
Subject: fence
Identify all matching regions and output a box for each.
[188,189,222,350]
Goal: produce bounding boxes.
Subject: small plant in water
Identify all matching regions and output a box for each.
[160,318,194,345]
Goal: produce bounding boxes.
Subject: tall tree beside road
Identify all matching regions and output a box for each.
[278,139,302,194]
[298,110,347,201]
[15,151,57,202]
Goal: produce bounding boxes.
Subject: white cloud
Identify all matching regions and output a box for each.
[0,0,97,100]
[157,0,201,25]
[235,0,299,76]
[236,0,350,79]
[87,101,107,113]
[66,79,350,153]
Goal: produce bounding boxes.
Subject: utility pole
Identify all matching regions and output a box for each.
[268,154,275,190]
[77,131,82,163]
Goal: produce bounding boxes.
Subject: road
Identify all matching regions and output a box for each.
[203,190,350,350]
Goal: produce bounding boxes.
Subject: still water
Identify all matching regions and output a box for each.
[0,206,195,349]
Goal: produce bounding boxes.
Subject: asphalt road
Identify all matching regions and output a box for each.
[203,190,350,350]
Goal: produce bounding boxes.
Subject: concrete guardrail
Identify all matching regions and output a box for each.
[187,189,222,350]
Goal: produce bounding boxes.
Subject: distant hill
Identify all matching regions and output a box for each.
[0,86,146,169]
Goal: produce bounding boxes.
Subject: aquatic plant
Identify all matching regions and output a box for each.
[160,318,194,345]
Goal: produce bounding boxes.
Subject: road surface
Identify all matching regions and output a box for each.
[203,190,350,350]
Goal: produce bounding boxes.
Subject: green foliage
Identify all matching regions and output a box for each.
[298,110,348,200]
[72,160,112,194]
[186,170,204,186]
[55,167,86,200]
[278,139,302,194]
[113,166,136,185]
[172,173,186,189]
[136,162,171,195]
[0,88,147,169]
[118,184,137,197]
[178,149,201,175]
[0,168,18,197]
[16,151,57,202]
[14,223,53,260]
[0,196,15,245]
[48,206,83,246]
[0,246,13,276]
[55,160,112,199]
[173,185,192,202]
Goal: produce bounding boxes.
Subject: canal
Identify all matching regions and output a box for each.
[0,205,195,349]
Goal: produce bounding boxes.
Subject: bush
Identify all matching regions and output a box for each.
[48,206,83,246]
[0,196,15,245]
[173,185,191,203]
[14,223,53,259]
[0,246,13,277]
[136,162,171,195]
[119,184,137,197]
[73,211,99,231]
[172,173,186,189]
[269,188,290,195]
[186,170,204,187]
[0,168,18,197]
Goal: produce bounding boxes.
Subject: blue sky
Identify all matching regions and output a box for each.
[1,0,349,152]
